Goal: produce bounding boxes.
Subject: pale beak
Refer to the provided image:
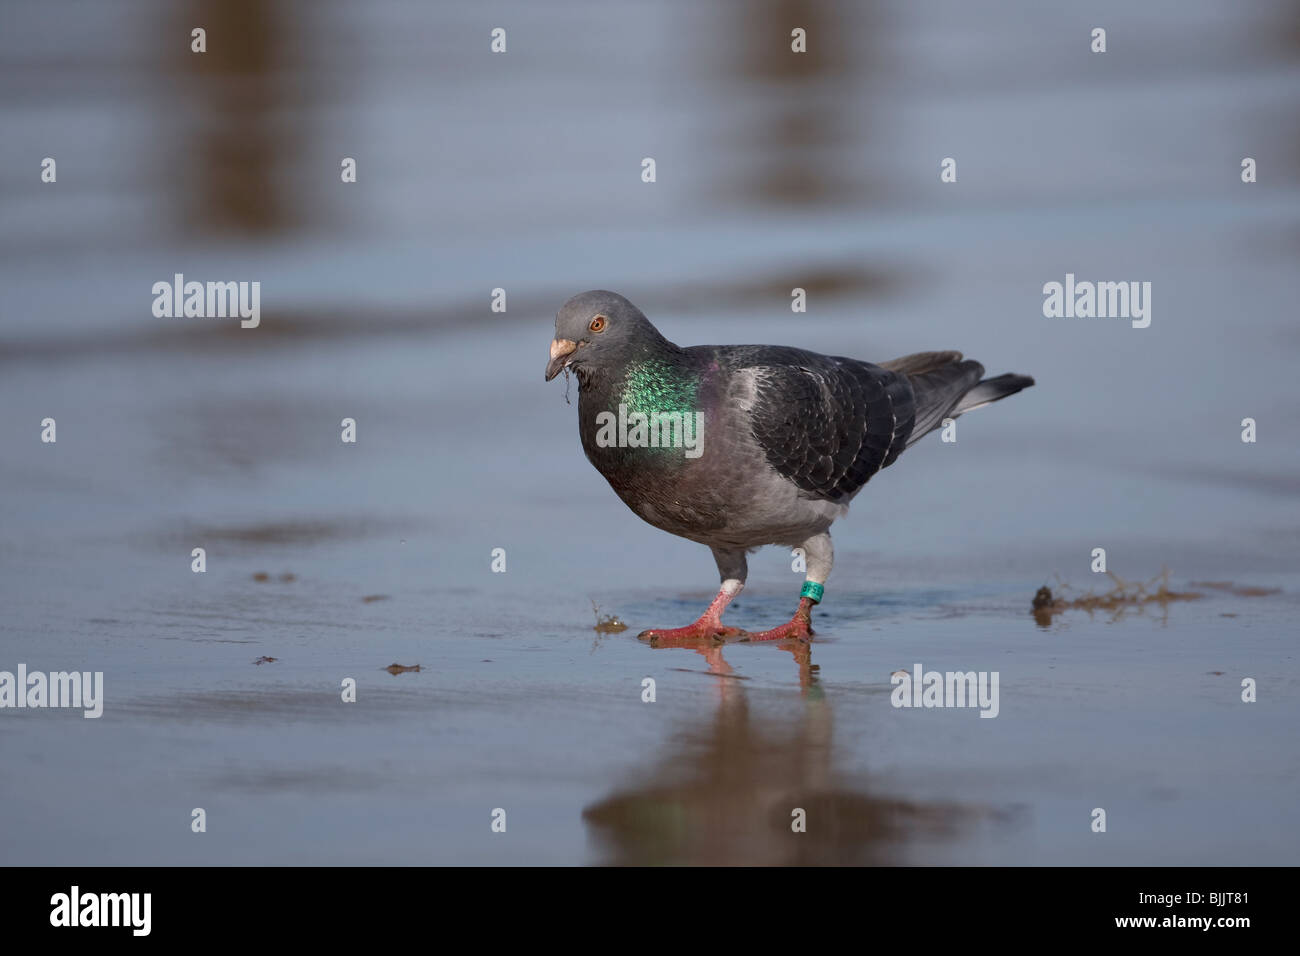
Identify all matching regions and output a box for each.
[545,338,578,381]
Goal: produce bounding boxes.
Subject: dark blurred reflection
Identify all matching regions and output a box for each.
[1279,3,1300,179]
[724,0,878,206]
[181,0,298,234]
[583,642,971,865]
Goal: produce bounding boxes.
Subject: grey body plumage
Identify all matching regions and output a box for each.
[546,290,1034,642]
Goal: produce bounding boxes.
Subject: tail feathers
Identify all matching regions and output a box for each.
[953,372,1035,414]
[884,349,1034,448]
[904,359,986,445]
[879,350,964,376]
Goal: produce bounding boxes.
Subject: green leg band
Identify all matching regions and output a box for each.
[800,581,824,603]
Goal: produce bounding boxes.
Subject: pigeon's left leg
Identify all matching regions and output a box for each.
[745,532,831,642]
[638,548,749,646]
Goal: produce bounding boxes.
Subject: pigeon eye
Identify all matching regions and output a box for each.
[589,315,607,333]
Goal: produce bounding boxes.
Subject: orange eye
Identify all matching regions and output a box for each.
[589,315,607,333]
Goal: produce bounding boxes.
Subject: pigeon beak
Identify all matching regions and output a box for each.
[545,338,579,381]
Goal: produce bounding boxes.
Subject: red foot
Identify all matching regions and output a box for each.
[638,584,747,647]
[744,597,816,643]
[638,621,748,647]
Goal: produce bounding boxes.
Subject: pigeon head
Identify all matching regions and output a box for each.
[545,290,673,382]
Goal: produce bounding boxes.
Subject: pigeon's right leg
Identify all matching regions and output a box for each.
[638,547,750,646]
[745,532,832,642]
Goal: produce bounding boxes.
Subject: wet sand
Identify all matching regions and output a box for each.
[2,0,1298,864]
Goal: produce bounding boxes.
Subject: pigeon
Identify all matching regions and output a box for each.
[545,290,1034,644]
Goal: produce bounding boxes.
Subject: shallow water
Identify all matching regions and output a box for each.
[2,0,1298,864]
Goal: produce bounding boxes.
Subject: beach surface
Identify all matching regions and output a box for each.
[1,0,1297,865]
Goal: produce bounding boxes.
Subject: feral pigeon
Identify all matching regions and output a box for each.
[545,290,1034,644]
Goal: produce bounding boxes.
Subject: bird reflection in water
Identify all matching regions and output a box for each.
[583,637,973,865]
